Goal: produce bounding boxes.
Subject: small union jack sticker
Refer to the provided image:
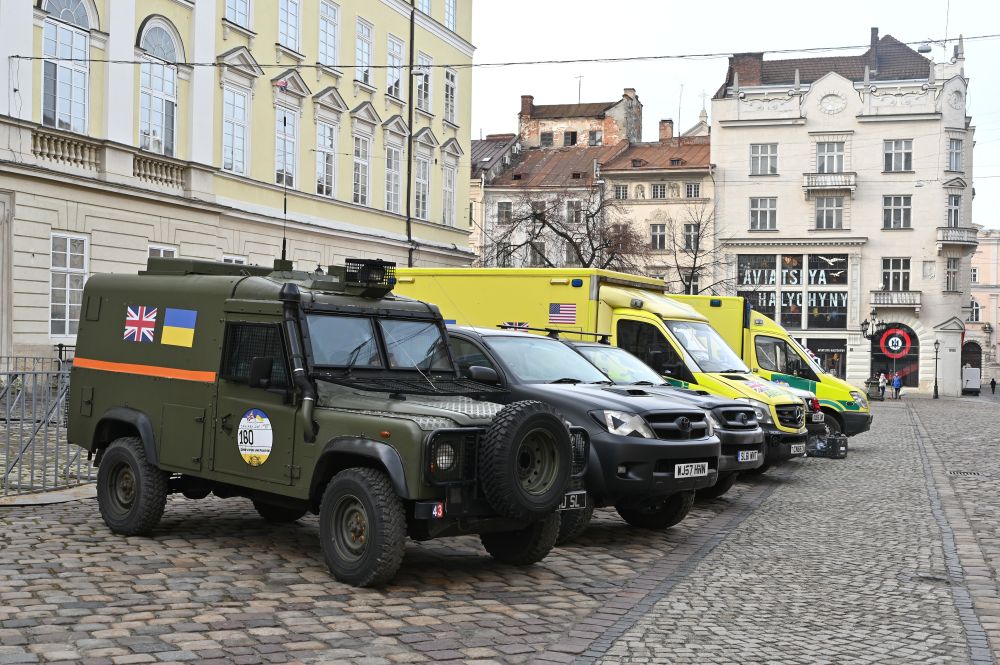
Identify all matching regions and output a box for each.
[502,321,529,329]
[124,305,157,343]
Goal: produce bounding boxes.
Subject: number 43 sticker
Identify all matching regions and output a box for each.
[237,408,273,466]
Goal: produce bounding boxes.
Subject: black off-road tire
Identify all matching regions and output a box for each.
[481,513,560,566]
[253,500,308,523]
[616,490,695,530]
[479,401,572,522]
[556,502,595,545]
[696,472,738,500]
[96,436,170,536]
[319,468,406,587]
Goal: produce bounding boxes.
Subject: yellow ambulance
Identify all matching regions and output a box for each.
[395,268,808,465]
[675,295,871,437]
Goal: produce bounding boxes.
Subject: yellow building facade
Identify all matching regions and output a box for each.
[0,0,474,356]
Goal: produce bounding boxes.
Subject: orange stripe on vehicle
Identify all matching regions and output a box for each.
[73,357,216,383]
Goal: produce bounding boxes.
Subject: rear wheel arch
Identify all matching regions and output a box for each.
[93,408,157,466]
[309,438,407,511]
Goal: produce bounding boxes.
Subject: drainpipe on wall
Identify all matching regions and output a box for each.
[405,2,416,267]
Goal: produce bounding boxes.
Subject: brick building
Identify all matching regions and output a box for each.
[517,89,642,150]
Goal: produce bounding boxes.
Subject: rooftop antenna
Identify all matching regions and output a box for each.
[281,113,288,263]
[575,75,583,104]
[677,84,684,134]
[943,0,951,60]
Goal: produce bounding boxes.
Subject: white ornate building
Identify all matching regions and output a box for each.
[711,28,976,396]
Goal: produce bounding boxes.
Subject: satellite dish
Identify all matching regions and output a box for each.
[917,42,932,54]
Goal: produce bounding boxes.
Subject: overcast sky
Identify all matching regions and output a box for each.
[470,0,1000,227]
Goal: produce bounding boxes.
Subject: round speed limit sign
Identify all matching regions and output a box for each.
[879,328,912,360]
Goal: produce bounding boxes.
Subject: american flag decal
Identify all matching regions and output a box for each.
[124,305,157,343]
[502,321,529,329]
[548,303,577,324]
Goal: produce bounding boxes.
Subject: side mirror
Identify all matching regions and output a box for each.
[249,356,274,389]
[468,365,500,385]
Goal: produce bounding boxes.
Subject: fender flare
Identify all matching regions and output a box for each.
[312,437,409,498]
[95,407,158,466]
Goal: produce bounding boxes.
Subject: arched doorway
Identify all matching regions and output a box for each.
[870,323,920,388]
[962,341,982,370]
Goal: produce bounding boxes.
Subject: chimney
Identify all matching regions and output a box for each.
[520,95,534,117]
[869,27,879,72]
[730,53,763,86]
[659,119,674,142]
[623,87,637,99]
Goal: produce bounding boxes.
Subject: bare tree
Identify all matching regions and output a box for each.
[647,203,736,294]
[482,185,651,271]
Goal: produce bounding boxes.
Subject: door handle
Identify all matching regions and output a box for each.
[221,413,233,433]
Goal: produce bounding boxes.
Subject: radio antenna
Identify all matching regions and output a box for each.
[281,113,288,262]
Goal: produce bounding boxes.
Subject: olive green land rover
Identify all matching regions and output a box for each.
[69,258,586,586]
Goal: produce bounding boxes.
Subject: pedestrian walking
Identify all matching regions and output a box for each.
[892,373,902,400]
[991,377,996,395]
[878,372,887,400]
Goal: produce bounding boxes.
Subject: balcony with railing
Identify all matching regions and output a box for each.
[802,172,857,195]
[870,290,922,311]
[937,226,978,253]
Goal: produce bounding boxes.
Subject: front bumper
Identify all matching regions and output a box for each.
[763,429,808,463]
[717,428,765,473]
[585,430,721,502]
[842,410,873,437]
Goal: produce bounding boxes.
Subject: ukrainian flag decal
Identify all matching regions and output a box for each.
[161,308,198,348]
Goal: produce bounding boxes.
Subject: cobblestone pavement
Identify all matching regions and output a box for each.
[1,399,998,665]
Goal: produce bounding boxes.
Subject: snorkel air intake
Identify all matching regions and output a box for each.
[280,283,318,443]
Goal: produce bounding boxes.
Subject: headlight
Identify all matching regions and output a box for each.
[850,391,868,409]
[435,442,455,471]
[706,413,720,437]
[591,410,656,438]
[736,398,773,424]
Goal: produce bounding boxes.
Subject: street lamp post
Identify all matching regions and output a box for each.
[933,339,941,399]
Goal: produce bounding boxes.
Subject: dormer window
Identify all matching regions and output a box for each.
[571,172,582,179]
[670,158,683,166]
[631,159,645,168]
[512,173,522,180]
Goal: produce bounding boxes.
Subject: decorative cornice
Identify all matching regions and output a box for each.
[723,236,868,248]
[718,118,806,128]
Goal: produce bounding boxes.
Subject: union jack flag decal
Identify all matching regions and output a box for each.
[502,321,529,329]
[124,305,157,343]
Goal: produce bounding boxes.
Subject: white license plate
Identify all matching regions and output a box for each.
[790,443,806,455]
[811,412,825,423]
[559,490,587,511]
[674,462,708,478]
[737,450,759,463]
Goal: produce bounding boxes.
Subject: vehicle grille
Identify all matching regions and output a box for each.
[775,404,805,429]
[644,411,711,440]
[713,407,758,431]
[570,427,589,478]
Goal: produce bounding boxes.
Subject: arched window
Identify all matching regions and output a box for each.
[42,0,92,133]
[138,20,180,156]
[969,299,981,323]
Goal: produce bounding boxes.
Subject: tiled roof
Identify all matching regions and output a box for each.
[602,137,710,171]
[471,135,518,179]
[491,143,629,188]
[526,101,618,119]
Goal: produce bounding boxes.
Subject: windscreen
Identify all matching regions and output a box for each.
[378,319,453,372]
[486,336,609,384]
[306,315,382,368]
[664,320,750,373]
[575,345,664,385]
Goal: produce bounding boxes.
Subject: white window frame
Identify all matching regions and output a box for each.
[416,53,432,113]
[444,0,456,30]
[815,196,843,230]
[223,254,247,265]
[882,257,911,292]
[42,18,89,134]
[947,194,962,227]
[883,139,913,172]
[139,57,177,156]
[650,224,666,250]
[750,144,778,175]
[750,197,777,230]
[684,273,700,295]
[496,201,513,225]
[882,195,912,229]
[948,138,964,172]
[225,0,250,28]
[444,69,457,124]
[353,133,370,205]
[50,232,87,338]
[148,245,177,258]
[278,0,300,52]
[355,19,373,86]
[275,106,297,187]
[443,164,456,226]
[683,224,699,251]
[415,155,430,220]
[969,299,981,323]
[685,182,701,198]
[385,144,402,214]
[946,257,960,292]
[316,120,338,197]
[972,266,979,284]
[614,185,628,200]
[566,200,582,225]
[222,85,249,175]
[650,184,666,199]
[386,36,404,100]
[816,142,844,174]
[318,1,339,68]
[416,0,430,13]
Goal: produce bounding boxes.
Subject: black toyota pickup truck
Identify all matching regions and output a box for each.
[447,326,721,543]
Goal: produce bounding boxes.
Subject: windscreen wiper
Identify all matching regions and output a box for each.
[588,380,614,385]
[549,377,583,384]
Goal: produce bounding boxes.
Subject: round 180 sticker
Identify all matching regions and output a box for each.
[237,408,273,466]
[880,328,912,360]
